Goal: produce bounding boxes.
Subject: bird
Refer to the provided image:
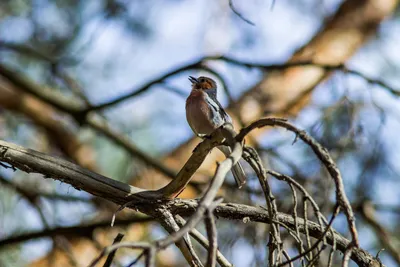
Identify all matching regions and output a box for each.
[185,75,246,188]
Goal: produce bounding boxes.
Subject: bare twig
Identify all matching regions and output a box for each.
[242,146,282,263]
[276,205,340,267]
[156,208,204,267]
[228,0,255,26]
[89,242,151,267]
[146,246,156,267]
[103,233,125,267]
[81,60,206,113]
[342,245,354,267]
[175,215,233,267]
[125,250,145,267]
[0,216,151,248]
[236,118,359,247]
[204,209,217,267]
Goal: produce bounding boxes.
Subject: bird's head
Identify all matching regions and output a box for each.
[188,76,217,91]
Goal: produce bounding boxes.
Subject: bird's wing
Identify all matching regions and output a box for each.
[215,98,232,123]
[205,93,232,124]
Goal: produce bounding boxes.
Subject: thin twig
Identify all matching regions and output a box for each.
[204,209,217,267]
[342,245,354,267]
[243,146,282,263]
[175,215,233,267]
[103,233,125,267]
[0,216,150,248]
[156,208,204,267]
[274,204,340,267]
[89,242,151,267]
[236,118,359,247]
[228,0,255,25]
[125,250,145,267]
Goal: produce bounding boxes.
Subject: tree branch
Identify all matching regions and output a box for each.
[0,216,151,249]
[228,0,255,26]
[236,118,359,247]
[103,233,124,267]
[0,119,382,266]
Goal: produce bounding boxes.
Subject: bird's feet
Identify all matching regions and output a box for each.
[197,133,211,139]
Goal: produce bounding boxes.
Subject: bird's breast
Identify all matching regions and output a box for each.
[186,90,216,136]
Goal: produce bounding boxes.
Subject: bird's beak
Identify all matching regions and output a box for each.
[188,76,198,84]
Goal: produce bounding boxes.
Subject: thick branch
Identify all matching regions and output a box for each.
[0,124,227,201]
[0,140,145,202]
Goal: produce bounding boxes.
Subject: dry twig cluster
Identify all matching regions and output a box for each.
[0,117,384,266]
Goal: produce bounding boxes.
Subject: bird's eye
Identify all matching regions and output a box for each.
[199,78,205,83]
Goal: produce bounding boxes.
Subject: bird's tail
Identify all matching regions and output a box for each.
[218,146,246,188]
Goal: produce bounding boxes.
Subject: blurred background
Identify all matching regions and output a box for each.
[0,0,400,266]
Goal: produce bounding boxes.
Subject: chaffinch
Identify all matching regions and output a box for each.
[185,76,246,188]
